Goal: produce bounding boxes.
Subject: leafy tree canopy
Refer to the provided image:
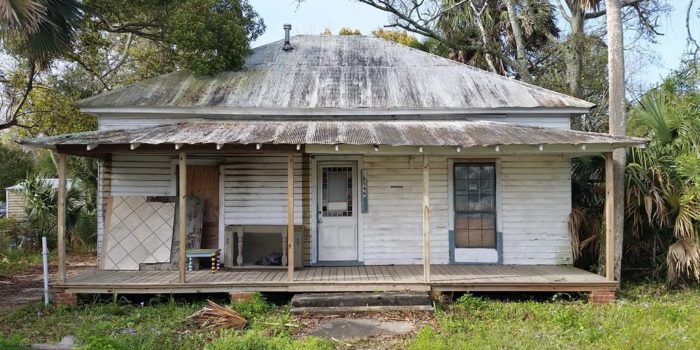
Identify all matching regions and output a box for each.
[338,27,362,35]
[372,29,424,50]
[1,0,266,133]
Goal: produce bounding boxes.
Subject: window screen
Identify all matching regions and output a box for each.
[454,163,496,248]
[322,167,353,217]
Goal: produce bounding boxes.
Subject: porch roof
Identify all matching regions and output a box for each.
[22,120,646,150]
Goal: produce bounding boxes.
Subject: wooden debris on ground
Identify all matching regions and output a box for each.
[188,300,247,330]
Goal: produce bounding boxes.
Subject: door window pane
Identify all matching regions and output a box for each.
[322,167,353,217]
[454,163,496,248]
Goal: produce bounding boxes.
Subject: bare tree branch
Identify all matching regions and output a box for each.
[68,54,111,91]
[556,0,573,23]
[0,64,36,131]
[359,0,535,81]
[468,0,498,73]
[358,0,444,40]
[102,33,133,80]
[584,0,642,19]
[687,0,699,60]
[83,6,164,42]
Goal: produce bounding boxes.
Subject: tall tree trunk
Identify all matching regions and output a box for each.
[566,8,585,97]
[505,0,533,83]
[605,0,626,282]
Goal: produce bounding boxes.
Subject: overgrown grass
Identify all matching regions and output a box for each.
[1,285,699,349]
[0,250,44,277]
[406,284,700,350]
[0,293,332,350]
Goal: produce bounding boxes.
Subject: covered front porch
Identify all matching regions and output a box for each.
[20,120,646,300]
[56,264,616,294]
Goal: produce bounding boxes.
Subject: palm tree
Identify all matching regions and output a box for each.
[570,88,700,285]
[627,94,700,284]
[23,174,96,251]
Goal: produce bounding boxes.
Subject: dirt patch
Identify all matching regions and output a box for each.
[293,310,436,349]
[308,318,415,339]
[0,254,96,312]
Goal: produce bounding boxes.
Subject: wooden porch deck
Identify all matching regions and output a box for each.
[56,265,615,294]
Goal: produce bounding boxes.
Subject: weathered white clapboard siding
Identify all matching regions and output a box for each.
[110,155,175,196]
[500,156,573,265]
[97,114,571,131]
[361,156,449,265]
[96,159,111,263]
[222,155,302,226]
[5,189,26,221]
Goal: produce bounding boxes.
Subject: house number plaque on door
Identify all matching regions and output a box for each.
[361,169,368,213]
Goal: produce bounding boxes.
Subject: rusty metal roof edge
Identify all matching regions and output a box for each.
[19,120,648,149]
[79,106,592,116]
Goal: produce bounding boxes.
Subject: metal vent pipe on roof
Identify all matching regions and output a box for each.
[283,24,293,51]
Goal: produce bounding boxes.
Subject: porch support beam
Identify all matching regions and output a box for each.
[422,154,431,283]
[178,152,187,283]
[57,153,67,283]
[604,152,615,282]
[287,153,295,282]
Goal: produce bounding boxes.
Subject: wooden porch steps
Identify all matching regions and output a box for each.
[289,292,434,314]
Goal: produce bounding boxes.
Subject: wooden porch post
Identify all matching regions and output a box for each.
[57,153,67,283]
[604,152,615,281]
[287,153,295,282]
[178,152,187,283]
[422,154,431,283]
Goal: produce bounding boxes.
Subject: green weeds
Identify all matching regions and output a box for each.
[2,286,700,350]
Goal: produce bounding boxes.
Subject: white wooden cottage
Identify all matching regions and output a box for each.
[23,32,644,302]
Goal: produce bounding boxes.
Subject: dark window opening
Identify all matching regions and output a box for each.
[454,163,496,249]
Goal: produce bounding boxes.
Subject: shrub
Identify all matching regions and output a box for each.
[230,292,272,320]
[0,334,28,350]
[454,293,485,310]
[0,217,24,250]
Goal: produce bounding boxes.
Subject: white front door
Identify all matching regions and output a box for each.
[317,163,358,262]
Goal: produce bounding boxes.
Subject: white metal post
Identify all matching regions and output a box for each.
[42,236,50,306]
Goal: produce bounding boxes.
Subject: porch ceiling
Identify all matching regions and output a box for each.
[21,120,646,150]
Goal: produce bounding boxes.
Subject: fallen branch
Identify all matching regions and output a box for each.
[188,300,247,330]
[263,322,301,328]
[330,337,352,347]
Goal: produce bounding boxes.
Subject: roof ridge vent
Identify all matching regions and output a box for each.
[283,24,293,51]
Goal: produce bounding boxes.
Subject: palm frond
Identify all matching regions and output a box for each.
[0,0,46,35]
[24,0,83,66]
[667,239,700,283]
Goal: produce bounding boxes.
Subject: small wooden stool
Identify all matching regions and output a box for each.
[185,248,221,273]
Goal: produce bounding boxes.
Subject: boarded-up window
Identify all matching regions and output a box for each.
[454,163,496,248]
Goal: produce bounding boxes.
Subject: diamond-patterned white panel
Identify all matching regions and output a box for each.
[102,196,175,270]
